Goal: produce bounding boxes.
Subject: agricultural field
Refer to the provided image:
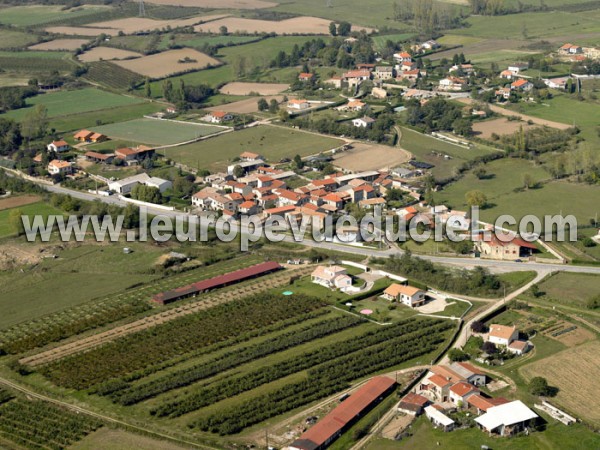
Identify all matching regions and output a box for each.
[164,125,343,171]
[71,428,189,450]
[472,118,538,139]
[195,16,375,35]
[333,142,412,172]
[4,88,146,121]
[372,33,415,51]
[0,201,61,240]
[0,195,42,211]
[144,0,276,7]
[0,389,103,449]
[78,47,142,62]
[521,340,600,426]
[29,38,89,51]
[434,157,600,225]
[0,29,40,50]
[158,33,262,51]
[45,14,229,36]
[92,118,224,146]
[83,60,144,90]
[0,4,111,27]
[113,48,221,79]
[219,82,289,95]
[527,272,600,310]
[206,95,283,113]
[398,127,499,180]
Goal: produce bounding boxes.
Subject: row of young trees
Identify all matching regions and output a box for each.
[192,319,454,434]
[40,294,325,390]
[108,315,363,405]
[154,318,451,419]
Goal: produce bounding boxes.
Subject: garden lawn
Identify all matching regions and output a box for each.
[91,118,224,146]
[163,125,343,171]
[5,88,145,121]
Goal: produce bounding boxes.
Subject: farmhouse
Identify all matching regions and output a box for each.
[343,69,372,87]
[398,69,420,81]
[311,265,352,290]
[398,392,430,415]
[487,324,518,347]
[449,362,486,386]
[382,283,426,307]
[48,160,72,176]
[467,394,510,414]
[544,77,569,89]
[47,140,69,153]
[84,151,114,163]
[449,63,474,75]
[340,100,367,112]
[152,261,282,305]
[449,381,480,406]
[287,99,310,110]
[205,111,233,123]
[559,43,582,55]
[352,117,375,128]
[500,70,514,79]
[495,87,511,100]
[422,40,440,50]
[373,66,395,80]
[511,79,533,91]
[325,76,343,88]
[393,51,412,63]
[298,72,314,82]
[227,159,264,176]
[438,77,466,91]
[73,129,93,142]
[115,146,155,163]
[192,188,237,211]
[474,234,537,260]
[474,400,538,436]
[508,62,529,73]
[507,339,531,355]
[289,377,396,450]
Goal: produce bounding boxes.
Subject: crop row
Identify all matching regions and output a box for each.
[0,257,259,354]
[193,320,453,434]
[109,314,364,405]
[0,397,102,450]
[84,61,143,90]
[153,319,452,418]
[41,293,325,390]
[0,388,14,405]
[0,57,76,73]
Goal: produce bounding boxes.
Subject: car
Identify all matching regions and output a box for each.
[514,259,523,263]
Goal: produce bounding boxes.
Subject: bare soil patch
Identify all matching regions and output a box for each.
[77,47,142,62]
[196,17,375,35]
[0,195,42,211]
[473,118,538,139]
[28,39,89,51]
[334,142,411,172]
[220,81,289,96]
[46,14,227,36]
[207,95,283,114]
[144,0,276,8]
[520,340,600,425]
[113,48,221,78]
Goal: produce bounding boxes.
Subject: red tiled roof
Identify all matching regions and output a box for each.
[265,205,297,215]
[293,377,395,450]
[428,374,452,388]
[51,140,68,147]
[449,381,479,397]
[400,392,429,406]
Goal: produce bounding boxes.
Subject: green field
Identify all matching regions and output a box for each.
[0,242,163,329]
[0,5,111,27]
[0,202,60,239]
[159,34,261,51]
[164,124,343,171]
[529,272,600,309]
[453,10,600,39]
[372,33,415,51]
[0,29,39,49]
[147,36,327,94]
[436,158,600,225]
[505,94,600,145]
[92,118,224,146]
[399,127,499,180]
[0,50,71,59]
[5,88,146,121]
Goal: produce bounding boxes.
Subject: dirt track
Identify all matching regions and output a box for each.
[20,266,312,368]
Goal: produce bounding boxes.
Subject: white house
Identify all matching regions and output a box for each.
[311,265,352,290]
[205,111,233,123]
[191,187,237,211]
[511,79,533,91]
[424,406,455,432]
[439,77,466,91]
[383,283,426,307]
[352,117,376,128]
[287,99,310,110]
[544,77,569,89]
[47,159,72,176]
[487,324,518,347]
[393,51,412,63]
[508,62,528,73]
[507,340,531,355]
[449,381,480,406]
[47,140,69,153]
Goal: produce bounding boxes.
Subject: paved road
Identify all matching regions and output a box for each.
[28,181,600,276]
